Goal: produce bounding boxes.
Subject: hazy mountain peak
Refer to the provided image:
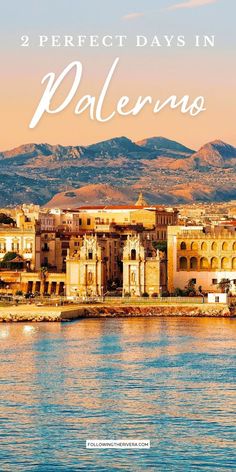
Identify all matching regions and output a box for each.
[136,136,195,154]
[0,136,236,207]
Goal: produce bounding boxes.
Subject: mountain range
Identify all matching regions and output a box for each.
[1,136,236,207]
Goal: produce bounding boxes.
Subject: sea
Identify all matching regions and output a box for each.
[0,317,235,471]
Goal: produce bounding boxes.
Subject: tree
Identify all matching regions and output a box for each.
[152,241,167,253]
[0,252,23,269]
[39,266,48,295]
[184,279,196,296]
[0,213,15,225]
[173,287,184,296]
[218,278,231,293]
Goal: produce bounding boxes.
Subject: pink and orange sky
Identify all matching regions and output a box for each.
[0,0,235,151]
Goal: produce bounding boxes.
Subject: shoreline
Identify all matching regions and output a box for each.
[0,303,234,322]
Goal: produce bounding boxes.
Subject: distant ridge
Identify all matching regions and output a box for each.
[0,136,236,207]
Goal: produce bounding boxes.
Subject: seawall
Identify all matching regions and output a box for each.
[0,303,234,322]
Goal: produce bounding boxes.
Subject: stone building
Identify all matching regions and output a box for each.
[0,197,174,296]
[122,235,162,296]
[0,208,40,271]
[168,225,236,294]
[76,201,178,241]
[66,235,106,297]
[0,270,65,296]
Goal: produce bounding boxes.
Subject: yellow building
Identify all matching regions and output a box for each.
[66,233,165,298]
[168,225,236,293]
[122,235,161,296]
[0,270,65,295]
[0,209,39,271]
[66,235,106,297]
[76,201,178,240]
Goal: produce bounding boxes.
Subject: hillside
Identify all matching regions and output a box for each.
[0,136,236,206]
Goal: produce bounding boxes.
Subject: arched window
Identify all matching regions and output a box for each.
[233,242,236,251]
[221,257,230,269]
[180,242,186,250]
[222,242,228,251]
[232,257,236,269]
[211,257,218,269]
[131,249,136,261]
[180,256,187,270]
[190,257,197,270]
[200,257,208,269]
[211,242,217,251]
[191,242,198,251]
[201,242,207,251]
[88,251,93,260]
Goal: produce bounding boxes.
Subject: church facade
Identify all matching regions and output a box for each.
[66,234,166,298]
[122,235,161,296]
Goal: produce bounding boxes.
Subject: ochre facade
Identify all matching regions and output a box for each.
[122,235,161,296]
[168,226,236,293]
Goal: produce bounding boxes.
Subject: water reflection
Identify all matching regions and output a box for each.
[0,317,235,471]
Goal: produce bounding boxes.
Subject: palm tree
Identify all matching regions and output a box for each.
[217,278,231,294]
[39,266,48,295]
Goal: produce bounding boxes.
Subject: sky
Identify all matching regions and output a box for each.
[0,0,235,151]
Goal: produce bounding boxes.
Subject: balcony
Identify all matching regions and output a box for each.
[95,223,115,232]
[42,246,49,252]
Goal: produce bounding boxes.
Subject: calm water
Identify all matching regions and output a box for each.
[0,317,235,472]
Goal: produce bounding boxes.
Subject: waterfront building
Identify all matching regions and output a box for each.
[66,235,105,297]
[122,235,162,296]
[0,208,39,271]
[0,197,176,296]
[168,225,236,294]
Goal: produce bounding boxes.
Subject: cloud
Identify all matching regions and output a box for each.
[167,0,217,10]
[122,12,145,20]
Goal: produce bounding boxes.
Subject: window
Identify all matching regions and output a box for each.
[191,242,198,251]
[222,242,228,251]
[215,296,220,303]
[179,257,187,270]
[79,218,82,225]
[212,279,217,285]
[221,257,230,269]
[201,242,207,251]
[87,218,91,225]
[180,242,186,250]
[88,251,93,260]
[131,249,136,261]
[190,257,197,270]
[61,242,69,249]
[211,257,218,269]
[0,241,6,251]
[200,257,208,269]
